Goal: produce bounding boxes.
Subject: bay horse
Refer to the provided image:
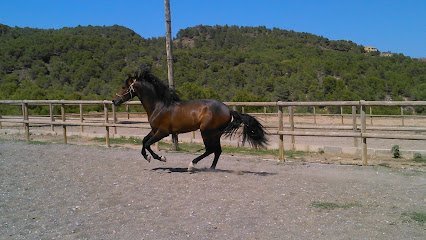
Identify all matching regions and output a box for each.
[112,69,267,171]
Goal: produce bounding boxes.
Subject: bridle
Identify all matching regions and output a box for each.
[115,79,137,101]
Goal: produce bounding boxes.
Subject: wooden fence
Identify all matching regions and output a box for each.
[1,100,425,165]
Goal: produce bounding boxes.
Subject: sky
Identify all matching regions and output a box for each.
[1,0,425,58]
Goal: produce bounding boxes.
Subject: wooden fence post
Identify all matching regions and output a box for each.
[278,105,285,161]
[104,103,110,147]
[369,106,373,125]
[49,103,55,131]
[79,104,84,133]
[360,101,368,165]
[126,104,130,119]
[264,106,267,122]
[340,106,344,124]
[21,103,25,128]
[192,131,195,143]
[22,102,30,141]
[0,104,3,129]
[352,106,358,147]
[61,103,67,144]
[288,106,295,151]
[112,103,117,134]
[313,106,316,124]
[400,106,404,126]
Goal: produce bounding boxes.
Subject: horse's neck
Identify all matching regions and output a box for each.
[139,97,163,119]
[137,82,171,120]
[135,83,159,118]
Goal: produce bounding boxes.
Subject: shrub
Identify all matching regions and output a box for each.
[391,145,400,158]
[413,153,425,163]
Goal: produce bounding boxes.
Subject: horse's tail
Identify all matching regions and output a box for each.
[223,111,268,148]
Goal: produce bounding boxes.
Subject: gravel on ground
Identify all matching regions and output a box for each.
[0,140,425,239]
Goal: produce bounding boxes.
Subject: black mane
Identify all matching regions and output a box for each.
[135,69,181,106]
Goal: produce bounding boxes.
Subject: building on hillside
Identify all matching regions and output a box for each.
[364,46,378,53]
[380,51,394,57]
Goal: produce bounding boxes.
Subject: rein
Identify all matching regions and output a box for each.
[115,79,137,101]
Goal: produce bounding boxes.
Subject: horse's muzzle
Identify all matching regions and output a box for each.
[112,99,122,106]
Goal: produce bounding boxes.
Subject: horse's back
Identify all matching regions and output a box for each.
[198,99,230,114]
[171,99,231,132]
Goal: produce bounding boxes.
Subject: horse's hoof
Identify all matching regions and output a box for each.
[146,155,151,163]
[159,156,167,162]
[188,162,196,172]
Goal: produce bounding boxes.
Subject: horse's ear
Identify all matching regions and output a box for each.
[124,74,130,82]
[140,64,151,73]
[132,72,138,80]
[138,64,151,79]
[125,74,135,85]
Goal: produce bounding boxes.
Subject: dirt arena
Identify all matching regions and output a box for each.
[0,140,425,239]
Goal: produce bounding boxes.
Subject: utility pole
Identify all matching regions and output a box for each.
[164,0,174,89]
[164,0,179,150]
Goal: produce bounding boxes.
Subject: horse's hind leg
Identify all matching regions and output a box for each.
[144,130,169,162]
[188,130,221,171]
[210,143,222,169]
[188,149,214,171]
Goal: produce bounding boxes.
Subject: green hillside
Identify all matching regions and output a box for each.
[1,24,425,106]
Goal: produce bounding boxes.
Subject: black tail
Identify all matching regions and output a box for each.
[223,111,268,148]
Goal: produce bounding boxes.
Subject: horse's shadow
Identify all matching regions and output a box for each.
[151,167,277,176]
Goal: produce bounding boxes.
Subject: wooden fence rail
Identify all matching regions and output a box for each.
[1,100,425,165]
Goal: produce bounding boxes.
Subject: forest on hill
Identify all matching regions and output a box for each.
[0,24,425,113]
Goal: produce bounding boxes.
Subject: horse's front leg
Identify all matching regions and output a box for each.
[144,130,169,162]
[141,130,154,162]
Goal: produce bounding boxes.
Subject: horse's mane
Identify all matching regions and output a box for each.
[135,69,181,106]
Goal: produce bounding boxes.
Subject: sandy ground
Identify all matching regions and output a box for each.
[0,140,425,239]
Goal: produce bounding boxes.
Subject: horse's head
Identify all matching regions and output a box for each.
[112,76,138,106]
